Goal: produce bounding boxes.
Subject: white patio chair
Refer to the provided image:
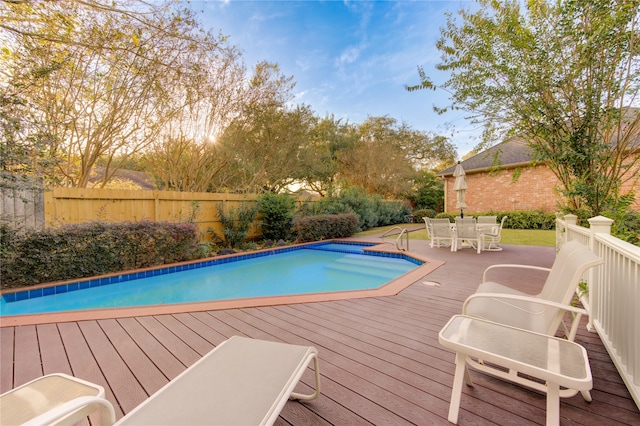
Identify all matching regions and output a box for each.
[422,217,433,242]
[480,215,508,251]
[430,218,455,250]
[454,217,482,254]
[476,215,497,225]
[460,240,603,402]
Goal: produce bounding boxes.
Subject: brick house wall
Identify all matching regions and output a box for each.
[443,161,640,214]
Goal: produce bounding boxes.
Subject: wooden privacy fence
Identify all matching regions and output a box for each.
[44,188,318,241]
[0,181,45,231]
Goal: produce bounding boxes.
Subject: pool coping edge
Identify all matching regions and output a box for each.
[0,239,444,327]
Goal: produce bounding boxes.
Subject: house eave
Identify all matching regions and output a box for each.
[438,160,541,178]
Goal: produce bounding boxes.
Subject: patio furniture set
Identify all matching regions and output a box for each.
[0,241,603,425]
[424,215,508,253]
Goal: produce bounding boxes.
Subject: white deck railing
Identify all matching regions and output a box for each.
[557,214,640,410]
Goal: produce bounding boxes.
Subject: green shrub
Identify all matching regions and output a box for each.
[296,197,349,216]
[0,222,18,259]
[295,186,409,231]
[608,209,640,246]
[412,209,436,223]
[506,210,556,229]
[599,193,640,246]
[212,203,257,249]
[257,193,296,241]
[406,171,444,212]
[1,221,202,288]
[374,199,411,227]
[293,213,359,242]
[434,210,556,230]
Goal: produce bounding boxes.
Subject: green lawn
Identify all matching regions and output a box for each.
[354,224,556,247]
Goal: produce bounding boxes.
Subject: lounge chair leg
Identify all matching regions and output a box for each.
[290,355,321,401]
[546,382,560,426]
[581,389,592,402]
[463,362,473,387]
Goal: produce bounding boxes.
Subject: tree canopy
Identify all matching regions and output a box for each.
[2,0,242,188]
[1,0,454,202]
[409,0,640,217]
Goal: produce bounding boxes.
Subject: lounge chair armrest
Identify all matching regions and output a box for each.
[482,264,551,283]
[22,396,116,426]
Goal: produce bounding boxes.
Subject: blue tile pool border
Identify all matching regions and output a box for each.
[1,241,422,305]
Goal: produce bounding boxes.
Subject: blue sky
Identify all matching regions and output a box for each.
[192,0,477,157]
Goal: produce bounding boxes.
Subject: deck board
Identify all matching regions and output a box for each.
[98,318,168,396]
[115,317,186,381]
[2,241,639,425]
[37,323,72,376]
[0,326,14,393]
[13,325,41,385]
[135,316,201,366]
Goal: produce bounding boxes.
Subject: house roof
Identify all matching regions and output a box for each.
[438,138,535,177]
[439,107,640,177]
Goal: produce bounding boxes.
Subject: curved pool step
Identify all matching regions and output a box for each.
[325,261,411,280]
[333,255,413,272]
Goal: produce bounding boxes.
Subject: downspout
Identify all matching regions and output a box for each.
[442,176,448,213]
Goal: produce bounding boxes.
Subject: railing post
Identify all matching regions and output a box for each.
[587,215,613,239]
[584,215,613,332]
[564,214,578,225]
[561,214,578,246]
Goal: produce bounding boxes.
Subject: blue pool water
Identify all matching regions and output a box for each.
[0,242,420,316]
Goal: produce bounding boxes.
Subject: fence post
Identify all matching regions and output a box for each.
[584,215,613,332]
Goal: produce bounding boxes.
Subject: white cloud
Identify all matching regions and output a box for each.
[338,45,361,65]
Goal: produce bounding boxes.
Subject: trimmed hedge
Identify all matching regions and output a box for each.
[434,210,557,230]
[411,208,437,223]
[1,221,203,288]
[293,213,359,242]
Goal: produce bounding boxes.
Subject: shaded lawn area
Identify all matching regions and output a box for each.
[355,224,556,247]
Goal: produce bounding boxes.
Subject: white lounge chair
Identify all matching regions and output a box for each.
[463,239,603,339]
[429,218,455,250]
[459,240,603,403]
[0,336,321,426]
[0,373,115,426]
[454,217,482,254]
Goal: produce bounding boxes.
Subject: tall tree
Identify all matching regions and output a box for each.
[295,115,358,197]
[338,116,455,198]
[1,0,241,188]
[214,62,309,193]
[409,0,640,217]
[141,134,227,192]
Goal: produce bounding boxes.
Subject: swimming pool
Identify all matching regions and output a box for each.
[0,241,422,317]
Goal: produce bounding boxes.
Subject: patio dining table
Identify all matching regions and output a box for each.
[449,221,500,253]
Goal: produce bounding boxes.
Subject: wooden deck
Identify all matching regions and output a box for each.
[2,240,639,425]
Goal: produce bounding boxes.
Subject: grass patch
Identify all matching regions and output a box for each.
[354,224,556,247]
[499,229,555,246]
